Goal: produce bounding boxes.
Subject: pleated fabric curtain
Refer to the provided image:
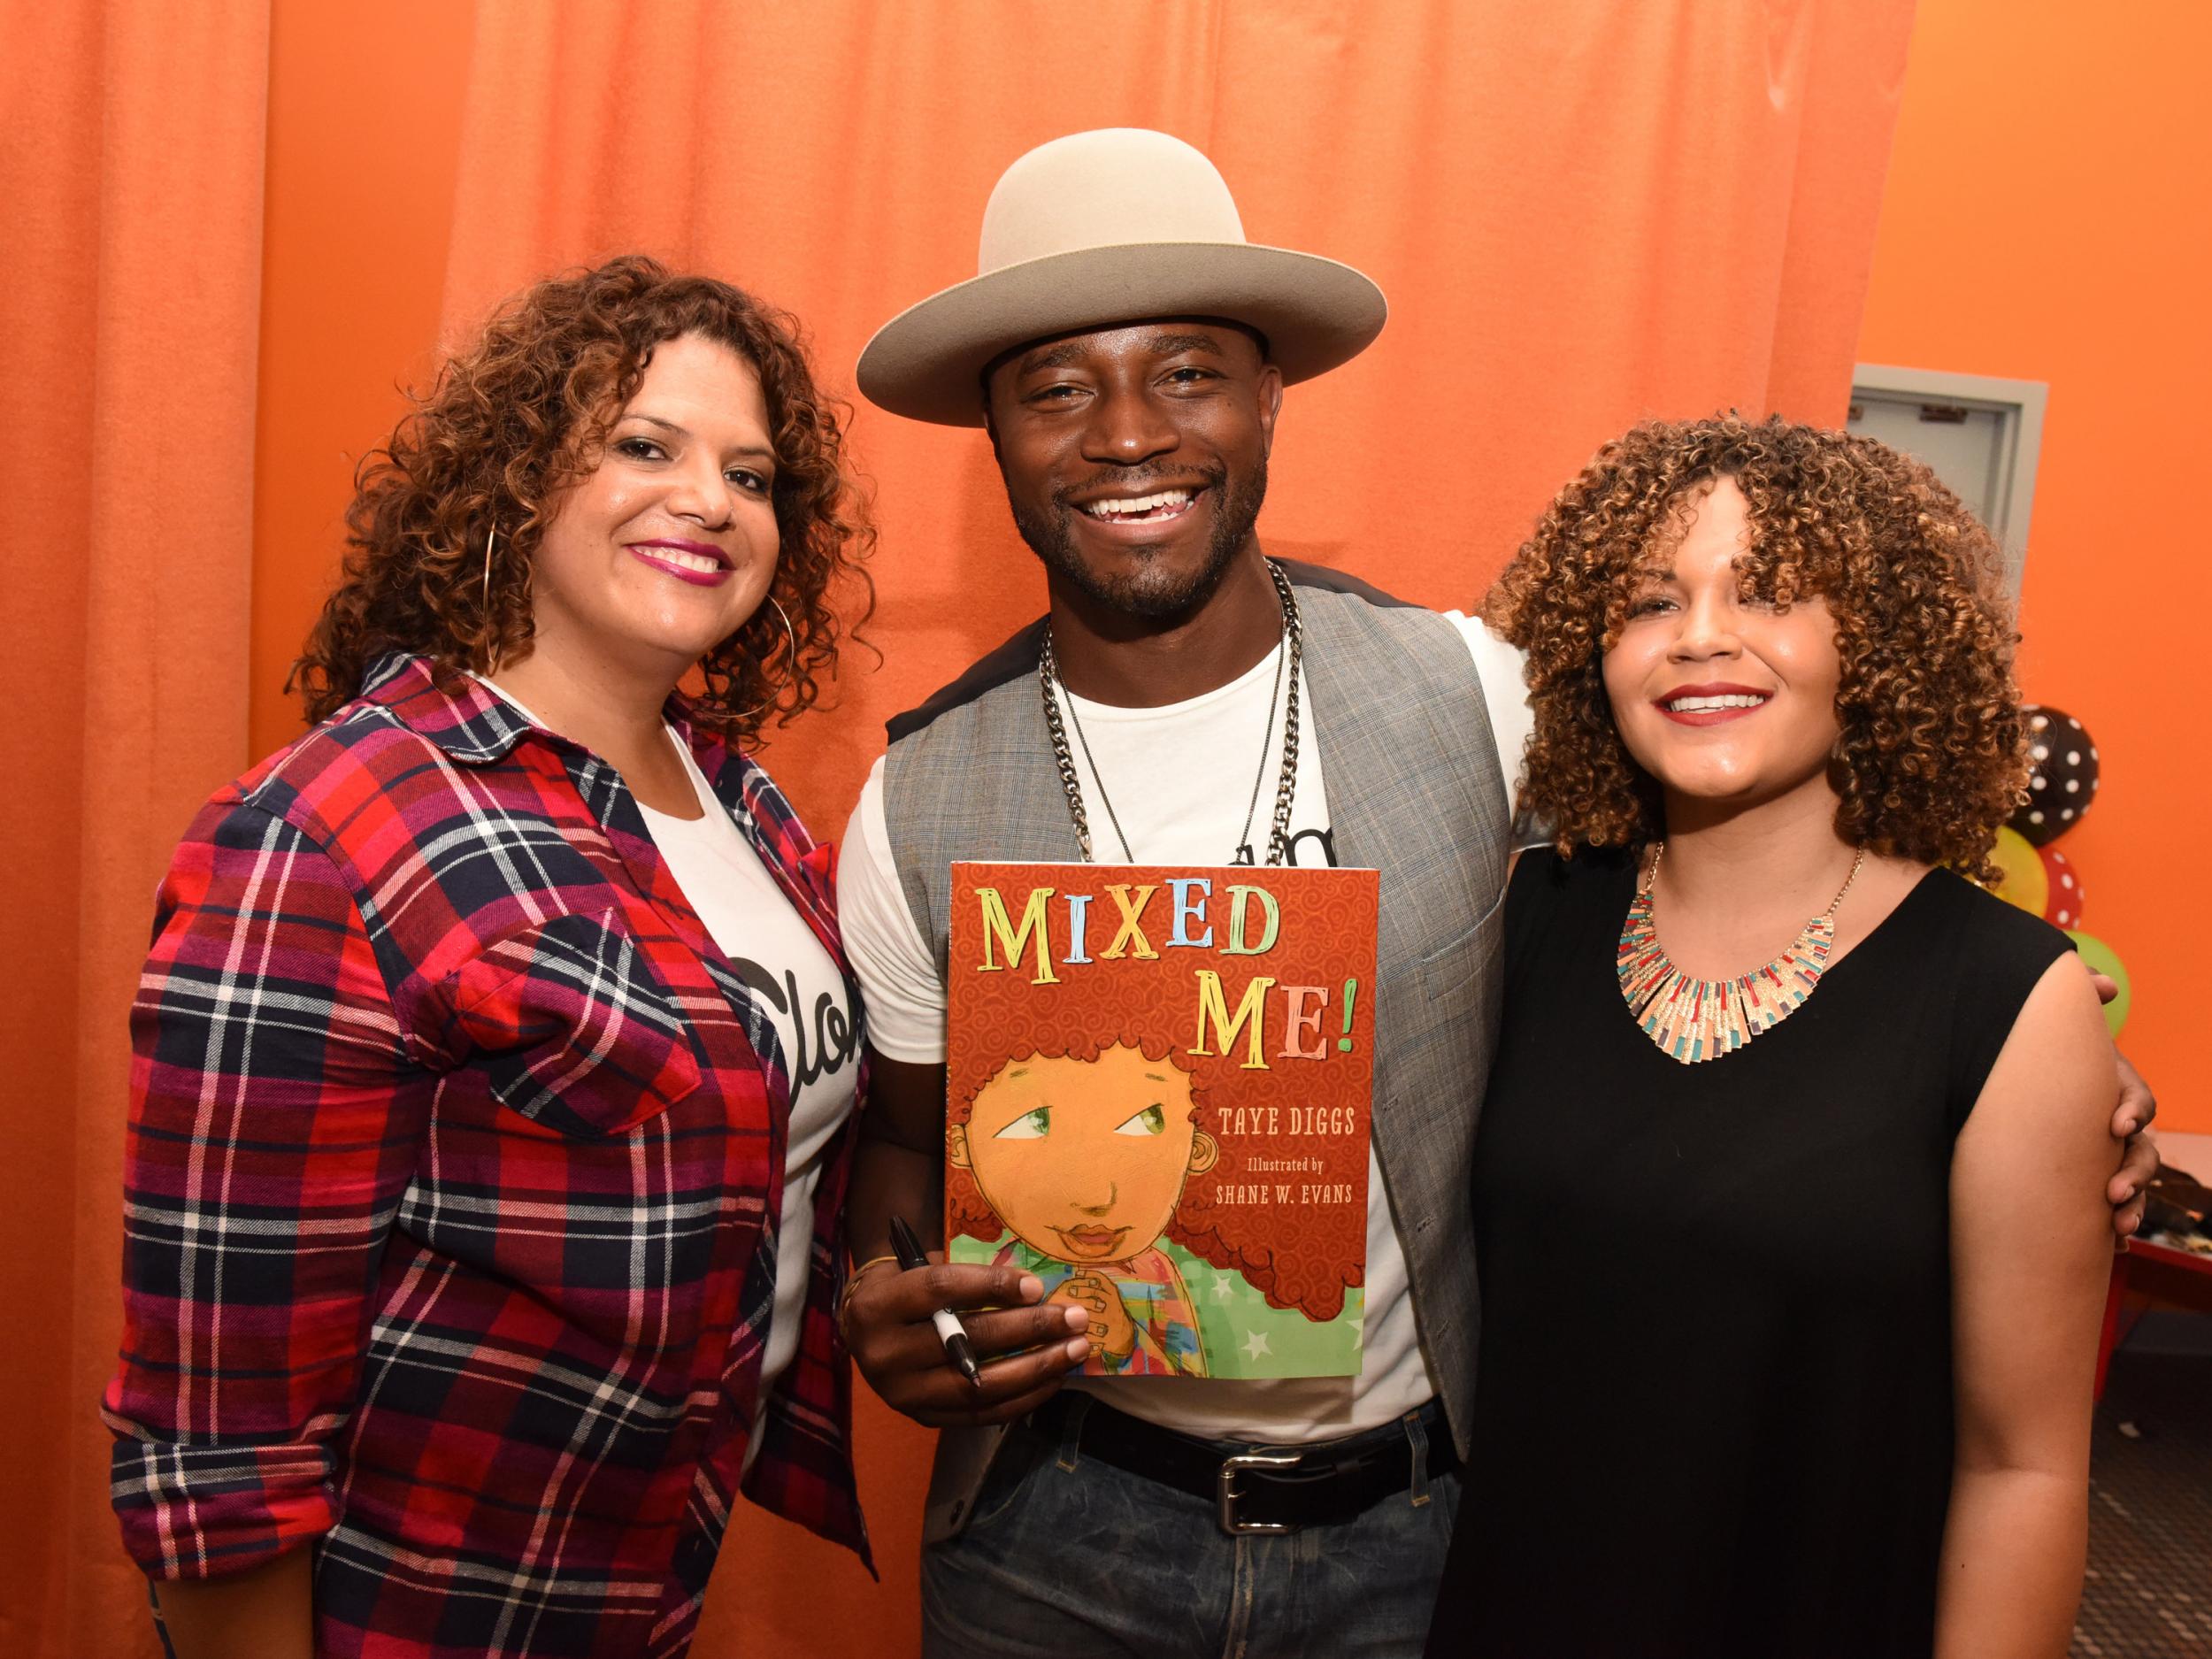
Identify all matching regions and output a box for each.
[442,0,1916,841]
[0,3,268,1655]
[0,2,1914,1655]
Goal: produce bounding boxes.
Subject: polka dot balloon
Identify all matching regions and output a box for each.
[2009,705,2100,847]
[2038,844,2085,930]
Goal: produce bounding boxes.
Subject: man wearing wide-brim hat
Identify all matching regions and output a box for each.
[836,127,1531,1655]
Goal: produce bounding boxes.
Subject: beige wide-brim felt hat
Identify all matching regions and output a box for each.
[857,128,1387,426]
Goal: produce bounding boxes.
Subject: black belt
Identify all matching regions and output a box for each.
[1029,1394,1457,1535]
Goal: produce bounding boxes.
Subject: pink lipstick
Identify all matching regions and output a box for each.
[628,538,732,588]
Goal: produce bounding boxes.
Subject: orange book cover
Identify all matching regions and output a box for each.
[946,862,1379,1379]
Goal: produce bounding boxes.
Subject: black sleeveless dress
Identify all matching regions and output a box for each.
[1426,849,2073,1658]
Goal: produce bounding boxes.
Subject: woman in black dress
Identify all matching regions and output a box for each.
[1429,417,2117,1658]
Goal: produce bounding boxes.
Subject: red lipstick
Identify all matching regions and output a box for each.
[627,538,732,588]
[1653,681,1773,727]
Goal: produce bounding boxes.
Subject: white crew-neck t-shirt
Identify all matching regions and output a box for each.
[476,679,858,1469]
[836,614,1530,1444]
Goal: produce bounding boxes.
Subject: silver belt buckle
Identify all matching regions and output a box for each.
[1217,1449,1305,1535]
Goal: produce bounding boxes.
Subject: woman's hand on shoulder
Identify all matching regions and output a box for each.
[2093,971,2159,1236]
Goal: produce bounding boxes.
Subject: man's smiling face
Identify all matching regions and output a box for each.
[983,319,1282,618]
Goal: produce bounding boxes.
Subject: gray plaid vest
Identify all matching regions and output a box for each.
[883,561,1509,1506]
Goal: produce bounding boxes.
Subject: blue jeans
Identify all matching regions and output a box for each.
[921,1400,1459,1658]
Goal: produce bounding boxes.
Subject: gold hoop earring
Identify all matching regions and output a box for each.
[480,526,498,611]
[738,596,799,718]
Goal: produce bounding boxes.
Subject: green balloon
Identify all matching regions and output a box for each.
[2068,930,2131,1037]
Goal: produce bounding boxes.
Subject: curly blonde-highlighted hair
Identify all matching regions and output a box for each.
[290,256,873,743]
[1488,414,2024,882]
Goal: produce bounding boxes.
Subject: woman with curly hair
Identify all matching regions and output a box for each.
[1426,417,2116,1659]
[106,257,874,1658]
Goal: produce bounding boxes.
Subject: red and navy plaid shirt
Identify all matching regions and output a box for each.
[105,655,869,1658]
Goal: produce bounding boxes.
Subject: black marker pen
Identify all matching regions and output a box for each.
[887,1214,983,1387]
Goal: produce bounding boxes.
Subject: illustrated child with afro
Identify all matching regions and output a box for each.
[949,1041,1217,1376]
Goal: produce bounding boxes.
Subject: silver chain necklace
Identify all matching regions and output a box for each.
[1039,559,1304,865]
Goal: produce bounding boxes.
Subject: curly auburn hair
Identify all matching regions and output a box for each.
[289,255,873,743]
[1488,413,2025,882]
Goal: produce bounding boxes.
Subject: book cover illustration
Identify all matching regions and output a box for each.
[946,862,1379,1379]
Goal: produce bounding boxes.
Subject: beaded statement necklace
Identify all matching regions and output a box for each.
[1617,842,1865,1064]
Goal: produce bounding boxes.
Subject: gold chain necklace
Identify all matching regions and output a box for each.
[1617,843,1865,1064]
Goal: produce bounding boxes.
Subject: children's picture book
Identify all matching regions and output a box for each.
[946,862,1379,1380]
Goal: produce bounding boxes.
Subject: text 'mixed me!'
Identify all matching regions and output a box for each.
[972,879,1360,1073]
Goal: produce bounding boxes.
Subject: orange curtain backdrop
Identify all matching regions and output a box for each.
[437,0,1914,833]
[0,1,269,1655]
[432,4,1915,1654]
[0,3,1916,1655]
